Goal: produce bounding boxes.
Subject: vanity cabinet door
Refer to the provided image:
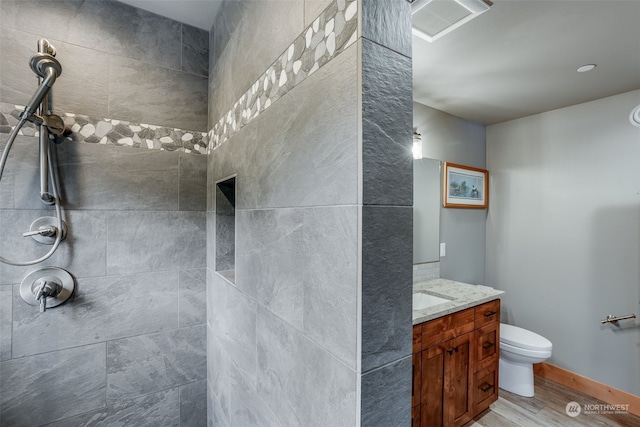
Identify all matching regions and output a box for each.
[413,350,422,409]
[421,344,445,426]
[420,332,474,427]
[446,332,474,427]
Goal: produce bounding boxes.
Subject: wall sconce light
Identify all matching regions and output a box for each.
[413,131,423,159]
[630,104,640,128]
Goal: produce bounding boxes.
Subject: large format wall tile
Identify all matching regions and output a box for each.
[0,209,107,285]
[68,0,182,70]
[179,379,208,427]
[256,307,356,427]
[182,25,209,77]
[109,57,208,132]
[106,325,206,404]
[47,388,181,427]
[0,0,82,44]
[0,28,110,119]
[0,287,11,361]
[301,206,358,367]
[236,206,358,366]
[235,209,305,327]
[211,45,358,210]
[11,141,179,211]
[179,152,208,211]
[107,211,206,275]
[179,268,207,327]
[11,271,179,358]
[361,356,412,426]
[209,0,304,126]
[207,330,231,427]
[304,0,333,26]
[0,343,106,426]
[210,272,257,385]
[361,205,413,372]
[361,38,413,206]
[228,362,282,427]
[361,0,412,58]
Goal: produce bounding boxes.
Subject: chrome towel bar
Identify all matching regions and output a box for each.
[600,314,636,324]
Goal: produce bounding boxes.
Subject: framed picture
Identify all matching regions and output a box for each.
[442,162,488,208]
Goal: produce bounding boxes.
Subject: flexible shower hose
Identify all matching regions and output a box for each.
[0,118,64,266]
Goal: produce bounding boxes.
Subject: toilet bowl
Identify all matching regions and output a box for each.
[499,323,552,397]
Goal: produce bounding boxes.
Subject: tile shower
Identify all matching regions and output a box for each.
[1,0,415,425]
[207,0,414,425]
[0,1,207,425]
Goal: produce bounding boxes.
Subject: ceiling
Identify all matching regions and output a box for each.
[117,0,222,30]
[117,0,640,126]
[413,0,640,125]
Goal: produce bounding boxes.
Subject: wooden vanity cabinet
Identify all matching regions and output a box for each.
[412,299,500,427]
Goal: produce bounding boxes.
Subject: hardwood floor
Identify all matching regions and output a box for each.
[465,376,640,427]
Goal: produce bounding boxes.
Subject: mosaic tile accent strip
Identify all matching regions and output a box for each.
[209,0,357,151]
[0,102,208,154]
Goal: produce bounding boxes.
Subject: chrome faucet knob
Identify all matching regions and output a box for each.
[22,226,57,238]
[33,280,59,313]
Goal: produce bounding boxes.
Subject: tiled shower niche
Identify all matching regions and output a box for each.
[215,176,236,283]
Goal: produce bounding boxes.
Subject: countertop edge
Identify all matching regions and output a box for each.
[413,279,505,325]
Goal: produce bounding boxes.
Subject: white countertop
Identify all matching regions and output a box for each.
[413,279,505,325]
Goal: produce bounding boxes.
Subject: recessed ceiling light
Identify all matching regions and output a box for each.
[576,64,597,73]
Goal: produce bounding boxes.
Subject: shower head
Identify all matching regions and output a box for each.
[29,53,62,79]
[21,53,62,120]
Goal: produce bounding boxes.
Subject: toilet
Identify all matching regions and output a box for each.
[499,323,552,397]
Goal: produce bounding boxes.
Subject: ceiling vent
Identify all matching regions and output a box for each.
[411,0,492,42]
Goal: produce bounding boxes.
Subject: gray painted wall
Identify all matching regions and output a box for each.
[413,101,486,284]
[0,1,208,425]
[207,0,413,425]
[486,90,640,395]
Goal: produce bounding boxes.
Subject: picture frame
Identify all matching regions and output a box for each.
[442,162,488,208]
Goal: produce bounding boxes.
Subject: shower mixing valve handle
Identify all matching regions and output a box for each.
[23,226,57,238]
[33,279,60,313]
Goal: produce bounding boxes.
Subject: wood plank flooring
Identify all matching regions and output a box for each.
[465,376,640,427]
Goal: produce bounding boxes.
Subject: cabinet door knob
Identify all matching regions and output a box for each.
[484,311,497,318]
[482,342,495,350]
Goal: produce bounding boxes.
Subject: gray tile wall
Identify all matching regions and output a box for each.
[0,0,208,131]
[359,1,414,425]
[208,0,305,129]
[207,1,360,423]
[0,1,209,425]
[207,0,414,426]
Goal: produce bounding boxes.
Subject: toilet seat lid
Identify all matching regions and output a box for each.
[501,323,552,351]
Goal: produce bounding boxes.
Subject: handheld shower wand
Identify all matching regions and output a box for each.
[19,41,69,204]
[0,38,67,266]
